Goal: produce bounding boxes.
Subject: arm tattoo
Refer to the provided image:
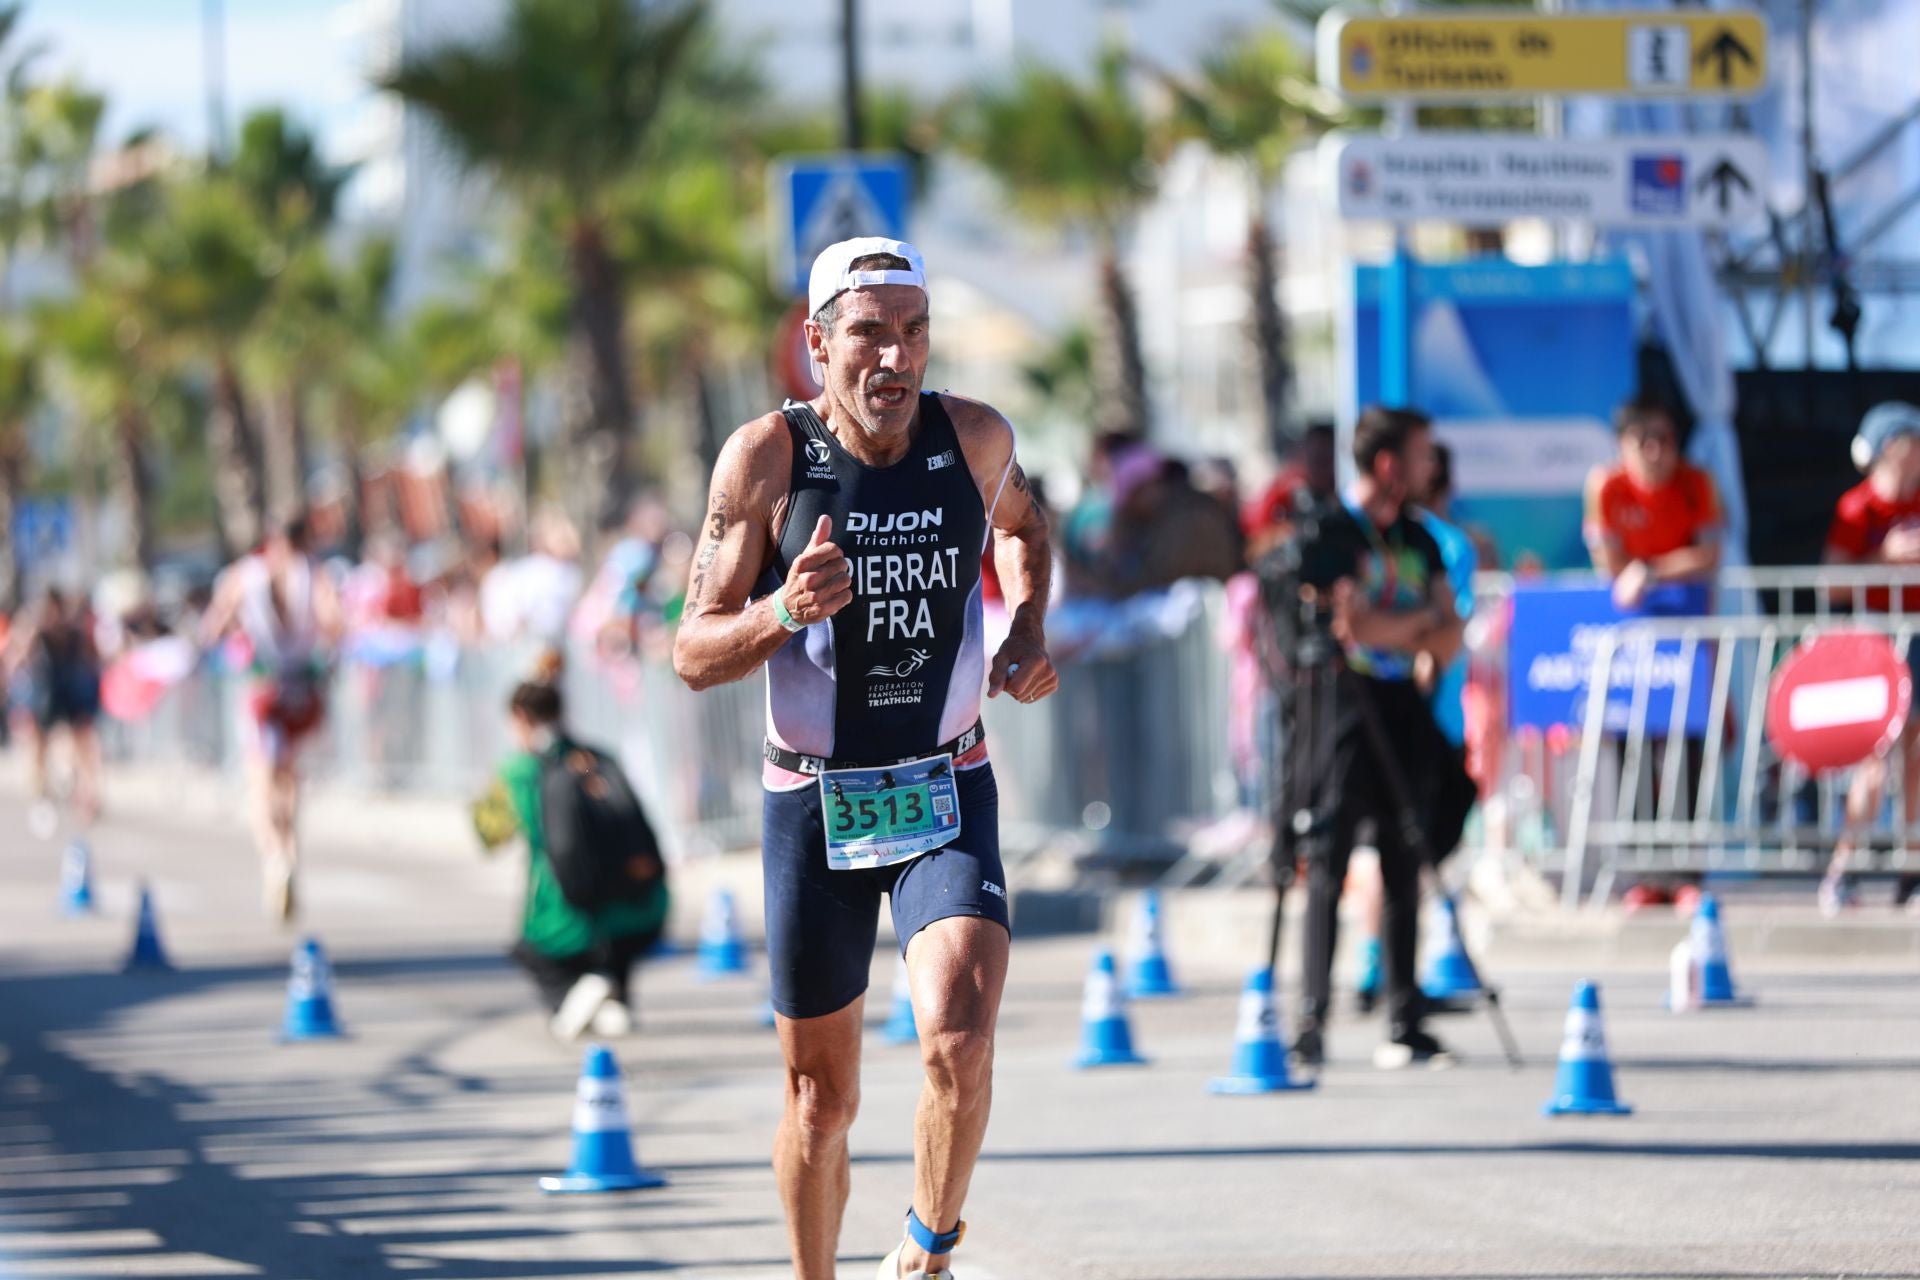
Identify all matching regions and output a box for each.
[690,491,731,604]
[1010,462,1030,494]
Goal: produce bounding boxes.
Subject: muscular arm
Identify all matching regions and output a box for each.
[673,415,853,692]
[947,395,1059,702]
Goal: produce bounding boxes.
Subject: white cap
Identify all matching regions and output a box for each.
[806,236,927,319]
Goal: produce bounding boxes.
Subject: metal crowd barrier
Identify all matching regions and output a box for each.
[1560,609,1920,908]
[1439,565,1920,905]
[97,590,1244,866]
[102,563,1920,891]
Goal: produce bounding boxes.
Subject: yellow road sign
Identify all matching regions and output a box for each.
[1318,9,1769,101]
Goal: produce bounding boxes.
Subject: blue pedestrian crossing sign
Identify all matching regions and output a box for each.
[772,153,911,296]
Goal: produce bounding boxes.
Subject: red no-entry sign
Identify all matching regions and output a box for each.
[1765,631,1912,773]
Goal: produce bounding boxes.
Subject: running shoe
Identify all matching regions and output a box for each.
[875,1239,953,1279]
[1373,1025,1455,1070]
[590,999,634,1038]
[1817,872,1859,918]
[550,974,614,1042]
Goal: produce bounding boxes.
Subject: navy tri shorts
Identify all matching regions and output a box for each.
[762,762,1010,1020]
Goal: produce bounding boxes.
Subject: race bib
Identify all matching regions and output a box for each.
[820,753,961,871]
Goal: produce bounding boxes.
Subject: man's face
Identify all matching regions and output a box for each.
[1400,425,1436,505]
[1620,413,1680,488]
[806,285,930,443]
[1875,434,1920,498]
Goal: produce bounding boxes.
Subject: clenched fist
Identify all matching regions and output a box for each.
[781,514,853,626]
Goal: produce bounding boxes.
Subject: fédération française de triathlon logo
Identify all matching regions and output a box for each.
[867,648,932,680]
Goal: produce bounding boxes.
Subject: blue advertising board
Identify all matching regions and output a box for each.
[1355,259,1636,570]
[1507,579,1714,736]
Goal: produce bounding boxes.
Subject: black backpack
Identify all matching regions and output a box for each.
[537,738,665,911]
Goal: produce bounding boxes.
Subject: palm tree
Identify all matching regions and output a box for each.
[41,288,165,572]
[956,49,1159,439]
[119,177,276,554]
[1160,31,1345,451]
[379,0,735,532]
[232,109,351,516]
[404,217,572,527]
[302,236,444,554]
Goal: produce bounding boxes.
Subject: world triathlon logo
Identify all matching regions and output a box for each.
[805,439,832,466]
[867,648,932,680]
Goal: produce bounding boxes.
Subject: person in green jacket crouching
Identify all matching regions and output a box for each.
[474,654,670,1041]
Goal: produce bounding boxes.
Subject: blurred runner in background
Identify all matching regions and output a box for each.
[4,587,104,835]
[200,515,343,923]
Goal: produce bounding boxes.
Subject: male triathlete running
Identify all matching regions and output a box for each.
[201,515,342,923]
[674,238,1057,1280]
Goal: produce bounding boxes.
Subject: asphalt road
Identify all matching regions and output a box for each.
[3,782,1919,1280]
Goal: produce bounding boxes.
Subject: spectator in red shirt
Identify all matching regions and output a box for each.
[1821,401,1920,914]
[1584,398,1721,907]
[1583,397,1722,609]
[1825,401,1920,611]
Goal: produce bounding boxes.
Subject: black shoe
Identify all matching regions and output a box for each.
[1373,1025,1455,1070]
[1354,986,1378,1015]
[1290,1025,1325,1069]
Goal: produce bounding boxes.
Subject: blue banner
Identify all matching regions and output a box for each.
[1355,259,1635,571]
[1507,580,1714,735]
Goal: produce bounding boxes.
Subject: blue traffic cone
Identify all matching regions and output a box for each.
[1208,968,1315,1094]
[1543,981,1632,1116]
[696,888,748,979]
[60,839,95,916]
[122,882,173,972]
[539,1045,669,1193]
[880,955,918,1046]
[280,938,345,1041]
[1074,949,1147,1068]
[1125,890,1181,998]
[1691,895,1747,1006]
[1421,896,1485,1001]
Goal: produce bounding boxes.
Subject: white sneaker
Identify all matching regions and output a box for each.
[590,999,633,1038]
[550,974,614,1042]
[876,1235,956,1279]
[1817,872,1858,918]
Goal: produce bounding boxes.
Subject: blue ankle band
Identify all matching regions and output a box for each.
[905,1207,965,1254]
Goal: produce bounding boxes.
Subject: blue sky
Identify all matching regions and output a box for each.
[16,0,361,155]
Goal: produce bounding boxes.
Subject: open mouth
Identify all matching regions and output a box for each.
[868,385,910,410]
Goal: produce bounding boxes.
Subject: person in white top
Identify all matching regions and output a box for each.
[201,515,343,922]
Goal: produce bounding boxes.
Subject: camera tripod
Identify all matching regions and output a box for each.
[1264,616,1523,1070]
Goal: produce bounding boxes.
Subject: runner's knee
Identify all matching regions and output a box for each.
[920,1026,993,1099]
[786,1069,859,1139]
